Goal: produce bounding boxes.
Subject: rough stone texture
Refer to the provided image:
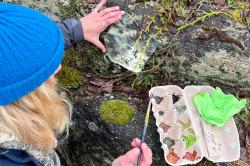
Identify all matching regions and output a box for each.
[62,2,250,165]
[104,1,250,95]
[58,94,165,166]
[164,13,250,95]
[2,0,62,21]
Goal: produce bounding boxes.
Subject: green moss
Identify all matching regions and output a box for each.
[80,42,116,75]
[99,100,135,126]
[132,72,156,89]
[58,0,81,20]
[57,65,82,88]
[62,48,80,66]
[235,99,250,127]
[56,48,83,88]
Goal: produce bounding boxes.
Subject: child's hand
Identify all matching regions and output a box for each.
[80,0,125,53]
[112,138,152,166]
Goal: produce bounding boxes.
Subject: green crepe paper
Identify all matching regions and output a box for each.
[193,87,246,127]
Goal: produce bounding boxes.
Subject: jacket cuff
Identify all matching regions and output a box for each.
[73,19,84,42]
[60,18,84,44]
[71,19,84,43]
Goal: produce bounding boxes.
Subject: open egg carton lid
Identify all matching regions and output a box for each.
[149,85,240,166]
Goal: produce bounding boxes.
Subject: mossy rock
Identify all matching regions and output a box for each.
[63,48,80,66]
[57,65,82,88]
[99,100,135,126]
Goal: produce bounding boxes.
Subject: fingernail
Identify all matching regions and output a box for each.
[142,143,149,149]
[135,138,141,142]
[121,11,125,15]
[116,6,120,10]
[134,148,140,156]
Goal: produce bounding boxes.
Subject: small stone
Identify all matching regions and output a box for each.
[104,94,111,97]
[88,122,99,132]
[86,73,92,78]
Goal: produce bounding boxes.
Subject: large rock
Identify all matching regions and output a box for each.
[58,94,165,166]
[104,2,250,95]
[2,0,62,21]
[164,12,250,96]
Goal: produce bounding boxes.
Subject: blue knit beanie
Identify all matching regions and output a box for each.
[0,3,64,105]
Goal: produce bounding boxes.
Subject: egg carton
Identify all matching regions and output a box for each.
[149,85,240,165]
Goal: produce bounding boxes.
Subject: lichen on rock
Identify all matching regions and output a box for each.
[99,99,135,125]
[3,0,62,22]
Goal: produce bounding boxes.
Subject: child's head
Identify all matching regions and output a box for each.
[0,78,71,149]
[0,3,70,149]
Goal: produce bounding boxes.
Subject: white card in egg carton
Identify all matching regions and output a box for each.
[149,85,240,166]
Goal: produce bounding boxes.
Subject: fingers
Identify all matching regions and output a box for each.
[94,0,107,12]
[123,148,140,165]
[93,39,106,53]
[141,143,152,166]
[106,15,122,25]
[131,139,152,165]
[131,138,141,148]
[99,6,120,16]
[112,148,141,166]
[125,148,140,159]
[103,11,125,20]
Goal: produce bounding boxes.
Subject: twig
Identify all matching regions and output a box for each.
[102,62,163,88]
[184,2,203,24]
[92,70,133,79]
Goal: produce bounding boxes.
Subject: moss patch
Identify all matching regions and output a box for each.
[99,100,135,126]
[235,99,250,127]
[57,65,82,88]
[62,48,80,66]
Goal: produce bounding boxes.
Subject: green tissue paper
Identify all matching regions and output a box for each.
[193,87,246,127]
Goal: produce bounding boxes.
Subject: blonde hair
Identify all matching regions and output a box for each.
[0,78,71,150]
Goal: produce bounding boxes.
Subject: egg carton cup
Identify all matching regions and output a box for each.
[149,85,240,166]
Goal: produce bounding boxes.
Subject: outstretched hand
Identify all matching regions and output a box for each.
[80,0,125,52]
[112,138,152,166]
